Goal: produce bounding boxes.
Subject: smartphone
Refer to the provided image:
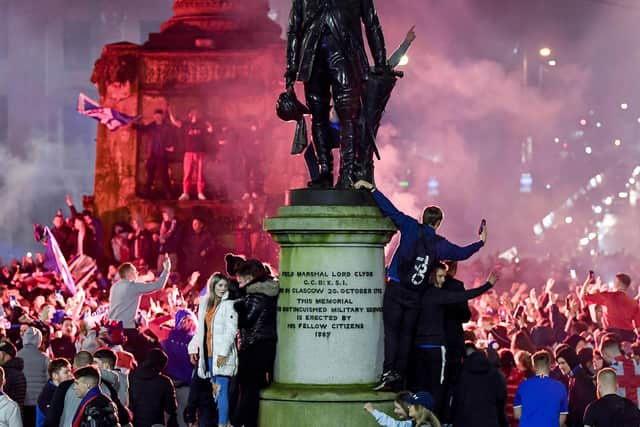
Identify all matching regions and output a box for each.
[589,270,596,284]
[514,304,525,319]
[479,219,487,235]
[570,269,577,280]
[9,296,16,308]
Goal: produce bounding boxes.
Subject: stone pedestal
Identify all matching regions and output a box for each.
[263,190,397,426]
[89,0,294,266]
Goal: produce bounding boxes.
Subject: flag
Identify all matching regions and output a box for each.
[77,93,137,131]
[44,227,77,295]
[69,254,97,289]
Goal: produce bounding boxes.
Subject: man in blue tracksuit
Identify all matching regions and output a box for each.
[354,180,487,390]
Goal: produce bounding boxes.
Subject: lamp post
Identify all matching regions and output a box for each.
[522,46,554,88]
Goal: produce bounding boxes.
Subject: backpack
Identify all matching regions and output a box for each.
[397,226,441,290]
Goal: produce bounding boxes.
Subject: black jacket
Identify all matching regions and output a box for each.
[37,380,57,415]
[442,276,472,353]
[453,351,508,427]
[76,391,120,427]
[285,0,386,85]
[129,228,156,268]
[234,279,279,350]
[3,356,26,408]
[415,283,492,346]
[129,364,178,427]
[180,228,214,278]
[568,365,597,427]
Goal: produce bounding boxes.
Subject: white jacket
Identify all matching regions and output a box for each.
[0,393,22,427]
[189,293,238,378]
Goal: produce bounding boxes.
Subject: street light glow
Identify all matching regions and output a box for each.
[398,55,409,66]
[539,47,552,57]
[547,59,557,66]
[621,103,628,110]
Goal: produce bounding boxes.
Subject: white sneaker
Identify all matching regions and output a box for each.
[178,193,189,201]
[197,193,206,200]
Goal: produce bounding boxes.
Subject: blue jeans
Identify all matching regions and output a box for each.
[208,358,230,425]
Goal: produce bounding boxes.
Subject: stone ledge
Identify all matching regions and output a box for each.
[261,383,395,402]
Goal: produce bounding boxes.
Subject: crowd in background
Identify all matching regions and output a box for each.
[2,193,640,426]
[0,196,280,427]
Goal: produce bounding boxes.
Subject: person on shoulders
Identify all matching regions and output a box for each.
[580,273,639,342]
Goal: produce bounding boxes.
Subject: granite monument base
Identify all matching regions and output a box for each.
[262,189,397,426]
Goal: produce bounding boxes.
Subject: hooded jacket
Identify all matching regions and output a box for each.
[0,393,22,427]
[17,327,49,406]
[129,349,178,427]
[453,351,508,427]
[234,278,279,350]
[190,292,238,378]
[98,367,128,409]
[163,309,196,384]
[2,357,26,408]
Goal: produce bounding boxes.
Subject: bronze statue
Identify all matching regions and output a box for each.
[285,0,388,189]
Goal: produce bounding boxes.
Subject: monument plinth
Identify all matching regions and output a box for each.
[263,190,396,426]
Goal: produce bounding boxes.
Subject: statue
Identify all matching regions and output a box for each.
[284,0,388,189]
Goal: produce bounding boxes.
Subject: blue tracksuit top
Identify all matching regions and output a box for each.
[372,189,484,283]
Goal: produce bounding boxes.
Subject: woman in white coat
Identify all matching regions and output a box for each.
[190,273,238,427]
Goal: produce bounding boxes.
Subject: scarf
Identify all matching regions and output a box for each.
[72,386,101,427]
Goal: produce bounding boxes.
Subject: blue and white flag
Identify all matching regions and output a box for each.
[44,227,77,295]
[77,93,136,131]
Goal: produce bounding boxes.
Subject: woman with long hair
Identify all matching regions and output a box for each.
[190,273,238,427]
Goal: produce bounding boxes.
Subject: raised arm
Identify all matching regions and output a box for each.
[167,107,182,128]
[354,180,415,229]
[65,194,79,218]
[432,272,497,305]
[388,26,416,68]
[134,257,171,294]
[437,238,484,262]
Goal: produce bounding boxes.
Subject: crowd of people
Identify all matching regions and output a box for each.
[1,184,640,426]
[356,179,640,427]
[0,195,281,426]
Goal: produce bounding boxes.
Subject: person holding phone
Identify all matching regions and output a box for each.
[354,180,487,391]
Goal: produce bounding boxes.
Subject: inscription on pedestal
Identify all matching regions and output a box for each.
[278,270,383,340]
